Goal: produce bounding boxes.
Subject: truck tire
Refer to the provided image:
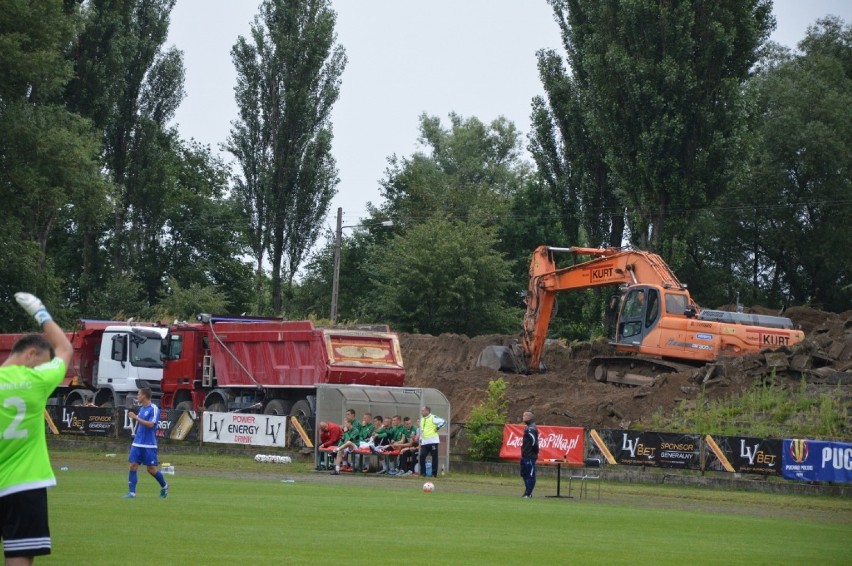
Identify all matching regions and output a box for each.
[263,399,292,416]
[175,401,193,413]
[288,400,313,448]
[207,401,226,413]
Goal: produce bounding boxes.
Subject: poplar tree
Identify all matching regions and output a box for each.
[64,0,186,304]
[531,0,774,253]
[228,0,346,315]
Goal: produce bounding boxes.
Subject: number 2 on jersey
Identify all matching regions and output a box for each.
[3,397,29,439]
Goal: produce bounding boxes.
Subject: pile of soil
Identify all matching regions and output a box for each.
[399,307,852,432]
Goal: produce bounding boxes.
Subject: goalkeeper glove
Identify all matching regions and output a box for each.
[15,292,53,326]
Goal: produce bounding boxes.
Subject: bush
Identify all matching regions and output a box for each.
[466,378,508,460]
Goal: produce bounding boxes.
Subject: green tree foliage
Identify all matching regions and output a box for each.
[497,178,566,303]
[466,378,509,461]
[55,1,255,317]
[530,50,623,248]
[65,0,186,283]
[0,0,257,328]
[378,113,529,228]
[537,0,773,255]
[370,112,533,326]
[155,277,229,321]
[0,0,106,329]
[711,18,852,311]
[295,112,530,325]
[157,138,255,311]
[228,0,346,315]
[291,224,394,322]
[366,218,517,335]
[85,274,149,321]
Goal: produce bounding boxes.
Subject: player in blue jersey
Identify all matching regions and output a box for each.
[124,387,168,499]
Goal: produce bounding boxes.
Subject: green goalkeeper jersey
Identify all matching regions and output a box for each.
[0,357,65,496]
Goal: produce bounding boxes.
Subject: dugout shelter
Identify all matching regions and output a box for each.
[314,384,451,473]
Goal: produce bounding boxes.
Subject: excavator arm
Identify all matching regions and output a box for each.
[521,246,693,372]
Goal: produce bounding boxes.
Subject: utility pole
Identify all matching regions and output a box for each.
[330,207,343,324]
[330,209,391,324]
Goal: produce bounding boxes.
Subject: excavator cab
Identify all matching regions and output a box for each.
[614,286,661,347]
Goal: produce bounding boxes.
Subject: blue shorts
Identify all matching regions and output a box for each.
[128,446,159,466]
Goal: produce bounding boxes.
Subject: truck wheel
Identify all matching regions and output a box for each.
[207,401,226,413]
[175,401,193,413]
[288,400,313,448]
[263,399,292,416]
[100,400,114,408]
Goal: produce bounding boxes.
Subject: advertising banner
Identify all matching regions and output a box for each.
[118,406,174,439]
[782,439,852,483]
[155,408,175,439]
[704,435,781,475]
[50,406,116,437]
[202,411,287,448]
[499,425,584,464]
[593,429,701,469]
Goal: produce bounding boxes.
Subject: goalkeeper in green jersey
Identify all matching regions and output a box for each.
[1,293,72,564]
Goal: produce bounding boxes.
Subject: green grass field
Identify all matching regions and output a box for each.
[38,450,851,565]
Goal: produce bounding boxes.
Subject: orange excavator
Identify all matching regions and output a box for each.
[480,246,804,385]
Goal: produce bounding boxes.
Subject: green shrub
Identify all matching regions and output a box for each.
[466,378,508,460]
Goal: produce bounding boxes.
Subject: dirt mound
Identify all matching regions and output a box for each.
[401,333,707,430]
[399,307,852,432]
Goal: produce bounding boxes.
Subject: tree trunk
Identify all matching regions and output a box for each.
[271,229,284,316]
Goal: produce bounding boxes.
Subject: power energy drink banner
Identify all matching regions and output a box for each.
[202,411,287,447]
[704,435,781,475]
[499,425,584,464]
[594,429,701,469]
[783,439,852,483]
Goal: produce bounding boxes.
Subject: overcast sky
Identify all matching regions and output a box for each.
[166,1,851,231]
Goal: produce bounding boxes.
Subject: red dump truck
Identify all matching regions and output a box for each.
[159,315,406,445]
[0,320,167,408]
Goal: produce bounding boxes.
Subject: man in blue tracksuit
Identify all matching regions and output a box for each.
[520,410,539,498]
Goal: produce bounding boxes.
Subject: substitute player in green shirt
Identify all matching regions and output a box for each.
[0,293,73,565]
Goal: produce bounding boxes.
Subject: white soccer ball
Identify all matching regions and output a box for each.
[422,481,435,493]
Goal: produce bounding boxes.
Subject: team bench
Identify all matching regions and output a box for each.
[317,446,401,473]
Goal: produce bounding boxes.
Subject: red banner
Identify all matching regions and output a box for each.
[499,425,584,465]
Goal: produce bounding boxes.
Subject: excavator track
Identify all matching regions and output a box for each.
[587,355,696,386]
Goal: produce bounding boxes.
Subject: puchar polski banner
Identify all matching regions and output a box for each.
[783,439,852,483]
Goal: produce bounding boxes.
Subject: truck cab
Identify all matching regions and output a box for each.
[68,324,167,407]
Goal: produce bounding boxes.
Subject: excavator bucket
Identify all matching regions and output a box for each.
[476,343,530,374]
